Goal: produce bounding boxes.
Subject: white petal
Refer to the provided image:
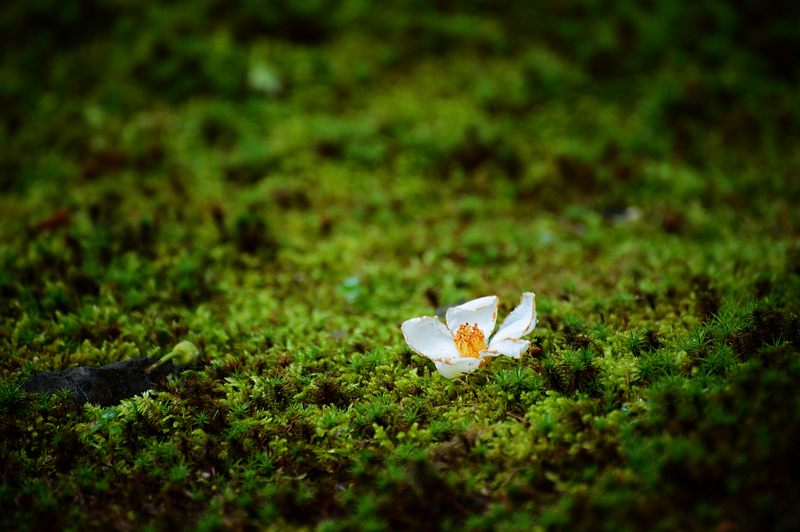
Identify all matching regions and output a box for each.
[493,292,537,341]
[431,356,482,378]
[453,295,498,312]
[401,317,460,359]
[445,295,498,339]
[485,338,531,359]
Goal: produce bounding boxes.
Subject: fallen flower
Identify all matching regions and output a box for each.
[401,292,537,378]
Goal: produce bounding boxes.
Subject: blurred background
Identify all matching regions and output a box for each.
[3,0,799,202]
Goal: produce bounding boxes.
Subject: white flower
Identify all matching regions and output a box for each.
[401,292,537,378]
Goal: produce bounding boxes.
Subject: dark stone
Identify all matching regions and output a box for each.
[22,357,187,406]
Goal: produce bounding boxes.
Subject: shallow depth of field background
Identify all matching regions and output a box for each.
[1,1,799,530]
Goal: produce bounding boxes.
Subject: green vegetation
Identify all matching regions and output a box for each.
[2,1,799,529]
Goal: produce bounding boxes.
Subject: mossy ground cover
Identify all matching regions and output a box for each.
[2,1,800,530]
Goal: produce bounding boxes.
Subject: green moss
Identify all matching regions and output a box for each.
[1,0,800,529]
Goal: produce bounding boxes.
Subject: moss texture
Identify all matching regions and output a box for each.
[1,1,800,530]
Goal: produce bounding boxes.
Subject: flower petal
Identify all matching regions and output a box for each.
[493,292,537,341]
[485,338,530,359]
[453,295,498,312]
[431,356,482,378]
[401,317,460,359]
[446,295,498,339]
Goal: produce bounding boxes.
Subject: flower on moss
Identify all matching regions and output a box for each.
[401,292,537,378]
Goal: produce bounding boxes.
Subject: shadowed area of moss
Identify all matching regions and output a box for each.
[1,1,799,530]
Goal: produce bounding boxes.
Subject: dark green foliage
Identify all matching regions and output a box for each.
[638,349,681,385]
[540,347,599,396]
[616,350,800,530]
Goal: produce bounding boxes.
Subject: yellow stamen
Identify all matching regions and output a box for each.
[454,323,487,359]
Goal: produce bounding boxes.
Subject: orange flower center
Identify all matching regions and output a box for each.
[453,323,487,358]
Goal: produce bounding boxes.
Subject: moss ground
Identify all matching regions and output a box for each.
[2,1,800,530]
